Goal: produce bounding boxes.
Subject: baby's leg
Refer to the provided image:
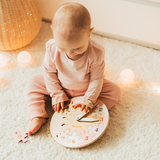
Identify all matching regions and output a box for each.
[26,74,50,135]
[98,78,121,110]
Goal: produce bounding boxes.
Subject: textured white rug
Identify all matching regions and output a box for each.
[1,21,160,160]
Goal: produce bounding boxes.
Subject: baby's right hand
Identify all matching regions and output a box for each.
[52,101,69,112]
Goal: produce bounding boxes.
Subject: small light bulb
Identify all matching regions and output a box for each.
[0,54,8,67]
[120,69,135,84]
[17,51,31,64]
[155,87,160,93]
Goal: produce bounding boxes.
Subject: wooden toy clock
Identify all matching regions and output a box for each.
[50,96,109,148]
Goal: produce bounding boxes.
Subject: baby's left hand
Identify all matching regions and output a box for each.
[72,103,92,114]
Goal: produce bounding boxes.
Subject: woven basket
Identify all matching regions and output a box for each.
[0,0,42,51]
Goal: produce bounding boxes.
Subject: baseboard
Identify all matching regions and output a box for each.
[93,30,160,50]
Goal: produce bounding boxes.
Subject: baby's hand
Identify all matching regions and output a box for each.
[52,101,69,112]
[72,103,92,114]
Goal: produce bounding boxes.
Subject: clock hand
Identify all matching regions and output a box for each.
[78,118,99,122]
[76,102,98,121]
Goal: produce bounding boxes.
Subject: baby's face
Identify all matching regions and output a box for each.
[53,28,90,60]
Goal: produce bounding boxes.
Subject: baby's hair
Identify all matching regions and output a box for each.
[52,3,91,32]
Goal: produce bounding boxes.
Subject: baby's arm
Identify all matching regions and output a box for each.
[43,40,69,111]
[84,49,105,108]
[73,46,105,111]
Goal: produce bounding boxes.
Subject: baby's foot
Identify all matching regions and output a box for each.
[28,117,47,136]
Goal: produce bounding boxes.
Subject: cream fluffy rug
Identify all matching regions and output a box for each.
[1,21,160,160]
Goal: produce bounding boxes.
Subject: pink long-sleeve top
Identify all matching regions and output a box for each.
[42,37,105,109]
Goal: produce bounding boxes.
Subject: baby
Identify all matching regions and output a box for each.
[26,2,121,136]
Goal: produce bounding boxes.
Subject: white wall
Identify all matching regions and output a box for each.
[36,0,160,50]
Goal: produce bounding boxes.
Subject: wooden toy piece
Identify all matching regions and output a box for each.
[50,96,109,148]
[12,130,28,143]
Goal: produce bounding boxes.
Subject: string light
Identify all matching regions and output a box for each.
[17,51,31,63]
[0,51,31,67]
[0,54,8,67]
[120,69,135,84]
[155,87,160,93]
[150,83,160,94]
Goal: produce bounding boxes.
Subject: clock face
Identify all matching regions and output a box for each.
[50,97,109,148]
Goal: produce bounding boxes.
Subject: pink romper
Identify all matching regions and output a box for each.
[26,37,121,120]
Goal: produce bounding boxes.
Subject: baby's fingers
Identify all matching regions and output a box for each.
[52,105,54,110]
[57,103,60,112]
[88,108,92,114]
[81,104,85,112]
[84,106,92,114]
[85,106,89,113]
[52,104,57,112]
[72,103,81,109]
[61,101,65,109]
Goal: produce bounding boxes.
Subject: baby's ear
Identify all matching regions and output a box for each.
[88,27,94,36]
